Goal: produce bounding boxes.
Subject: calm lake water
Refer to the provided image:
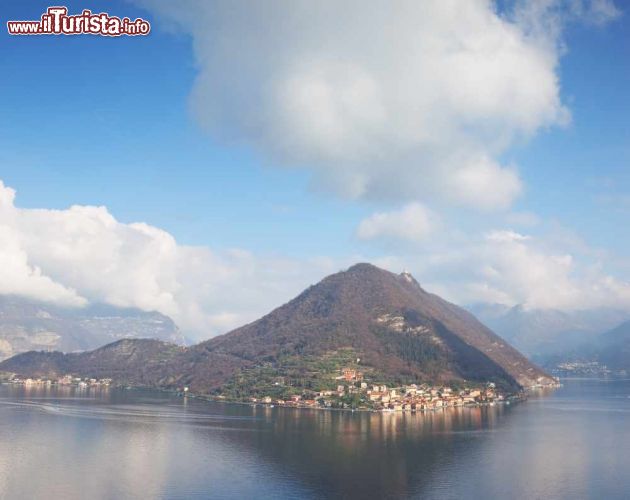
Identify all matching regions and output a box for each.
[1,378,629,499]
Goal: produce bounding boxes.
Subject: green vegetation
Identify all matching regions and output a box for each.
[214,346,468,406]
[335,392,363,409]
[217,348,369,401]
[373,326,445,380]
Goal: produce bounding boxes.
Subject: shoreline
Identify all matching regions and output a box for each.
[2,378,560,414]
[128,385,534,414]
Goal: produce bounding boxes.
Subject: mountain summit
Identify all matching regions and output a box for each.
[0,264,554,392]
[199,263,553,389]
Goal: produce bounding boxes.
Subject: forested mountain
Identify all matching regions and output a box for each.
[0,264,555,393]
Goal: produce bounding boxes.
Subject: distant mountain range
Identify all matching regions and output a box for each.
[0,264,554,394]
[591,320,630,373]
[467,303,630,361]
[0,296,186,361]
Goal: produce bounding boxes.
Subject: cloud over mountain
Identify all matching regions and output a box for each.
[0,180,336,339]
[2,178,630,340]
[387,228,630,311]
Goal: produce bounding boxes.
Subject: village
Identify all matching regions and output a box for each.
[6,375,112,389]
[551,360,627,377]
[244,367,511,412]
[3,367,515,413]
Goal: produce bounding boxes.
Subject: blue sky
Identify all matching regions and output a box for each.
[1,0,367,256]
[1,0,629,337]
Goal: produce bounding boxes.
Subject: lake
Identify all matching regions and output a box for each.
[1,378,629,499]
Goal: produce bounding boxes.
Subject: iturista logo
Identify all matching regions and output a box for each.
[7,6,151,36]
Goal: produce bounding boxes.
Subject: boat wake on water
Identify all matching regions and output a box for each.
[0,398,261,427]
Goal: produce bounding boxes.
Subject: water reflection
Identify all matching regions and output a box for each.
[232,404,508,499]
[1,380,629,499]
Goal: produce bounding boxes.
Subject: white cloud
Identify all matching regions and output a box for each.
[448,158,522,210]
[0,183,86,307]
[393,227,630,311]
[512,0,620,45]
[357,203,437,242]
[4,177,630,340]
[136,0,608,210]
[0,180,338,339]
